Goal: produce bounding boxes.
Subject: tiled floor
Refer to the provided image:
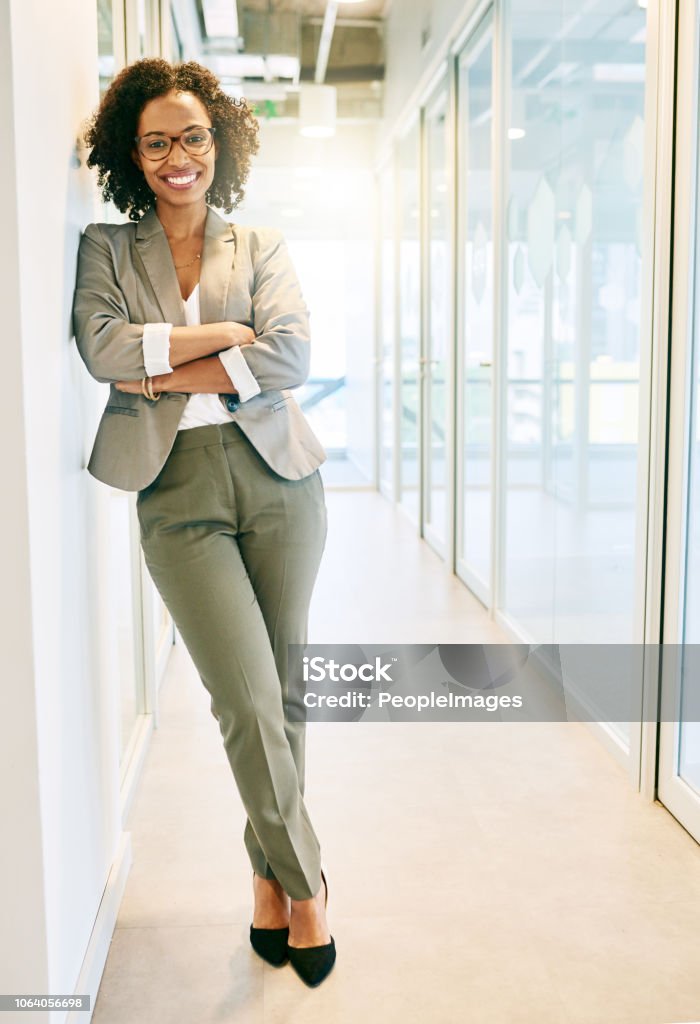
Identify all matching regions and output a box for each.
[94,491,700,1024]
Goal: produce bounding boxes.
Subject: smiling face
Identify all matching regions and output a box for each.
[131,89,218,210]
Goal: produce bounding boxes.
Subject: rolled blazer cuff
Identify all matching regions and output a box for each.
[217,346,262,402]
[142,322,174,377]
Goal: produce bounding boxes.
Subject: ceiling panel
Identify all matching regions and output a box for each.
[241,0,387,17]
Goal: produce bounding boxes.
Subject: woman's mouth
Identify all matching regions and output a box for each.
[160,171,202,190]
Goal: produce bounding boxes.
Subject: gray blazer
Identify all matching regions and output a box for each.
[72,204,327,492]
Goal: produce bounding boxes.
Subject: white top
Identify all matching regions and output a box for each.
[141,282,261,430]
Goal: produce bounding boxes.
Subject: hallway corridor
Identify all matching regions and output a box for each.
[92,491,700,1024]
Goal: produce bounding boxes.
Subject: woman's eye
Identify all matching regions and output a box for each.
[146,139,166,150]
[185,133,205,144]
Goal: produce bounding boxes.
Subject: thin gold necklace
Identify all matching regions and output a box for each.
[173,252,202,270]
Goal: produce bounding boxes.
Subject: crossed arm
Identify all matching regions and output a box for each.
[72,223,312,398]
[113,322,256,395]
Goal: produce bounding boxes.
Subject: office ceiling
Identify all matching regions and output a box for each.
[197,0,388,122]
[242,0,386,15]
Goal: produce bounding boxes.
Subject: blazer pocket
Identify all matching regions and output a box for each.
[271,397,291,412]
[105,405,139,417]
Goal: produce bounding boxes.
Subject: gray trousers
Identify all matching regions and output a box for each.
[136,419,327,900]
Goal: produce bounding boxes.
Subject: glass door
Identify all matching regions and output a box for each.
[422,84,451,557]
[499,0,650,646]
[658,0,700,841]
[455,9,495,606]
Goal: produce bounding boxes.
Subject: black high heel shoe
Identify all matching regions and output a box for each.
[286,869,336,987]
[249,871,289,967]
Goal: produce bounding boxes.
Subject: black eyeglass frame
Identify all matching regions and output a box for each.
[133,126,217,160]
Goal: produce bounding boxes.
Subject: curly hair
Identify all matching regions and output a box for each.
[82,58,260,221]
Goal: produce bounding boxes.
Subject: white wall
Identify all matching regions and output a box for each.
[1,0,127,1016]
[0,0,50,1000]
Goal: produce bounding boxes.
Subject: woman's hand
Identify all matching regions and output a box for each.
[115,373,170,393]
[116,356,240,395]
[226,323,256,347]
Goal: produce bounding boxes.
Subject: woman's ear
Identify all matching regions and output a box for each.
[131,148,143,171]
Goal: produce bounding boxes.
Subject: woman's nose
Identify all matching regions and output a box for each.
[166,138,194,166]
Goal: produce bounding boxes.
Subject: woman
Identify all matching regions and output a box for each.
[72,58,335,988]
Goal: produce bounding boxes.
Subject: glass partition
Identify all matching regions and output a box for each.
[502,0,649,644]
[456,11,495,604]
[97,0,115,97]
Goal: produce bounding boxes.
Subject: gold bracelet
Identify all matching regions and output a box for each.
[145,376,161,401]
[141,376,150,398]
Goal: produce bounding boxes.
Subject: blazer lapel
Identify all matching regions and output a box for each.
[134,206,186,326]
[199,208,238,409]
[134,204,236,327]
[199,205,236,325]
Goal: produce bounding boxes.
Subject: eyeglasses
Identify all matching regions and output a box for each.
[134,126,217,160]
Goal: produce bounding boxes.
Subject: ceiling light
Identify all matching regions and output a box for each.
[508,92,526,140]
[299,83,336,138]
[207,53,266,78]
[592,63,645,82]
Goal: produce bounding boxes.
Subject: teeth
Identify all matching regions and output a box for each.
[165,173,197,185]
